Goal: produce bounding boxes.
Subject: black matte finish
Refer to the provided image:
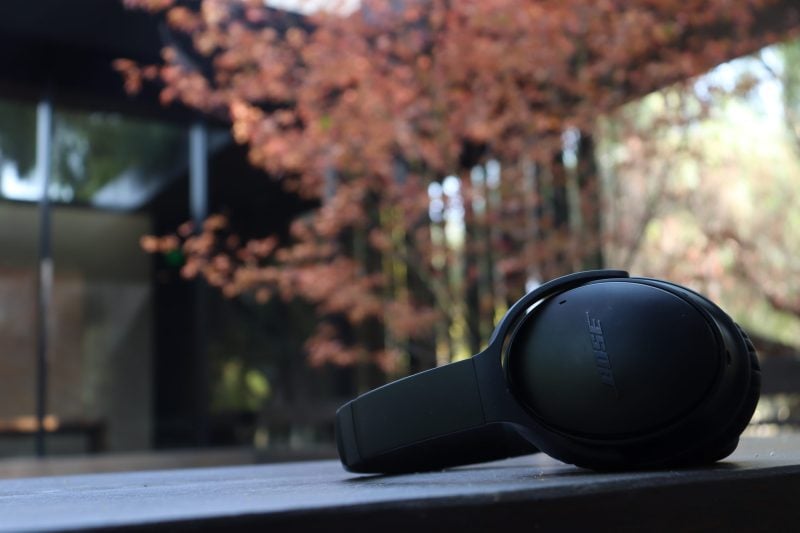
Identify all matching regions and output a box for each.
[336,359,538,473]
[336,270,760,473]
[508,282,720,437]
[351,359,484,458]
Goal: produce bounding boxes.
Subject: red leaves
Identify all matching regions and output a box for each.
[384,300,440,339]
[139,234,179,254]
[125,0,800,370]
[122,0,174,10]
[166,6,203,33]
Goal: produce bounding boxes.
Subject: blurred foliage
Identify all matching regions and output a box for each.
[772,39,800,161]
[124,0,800,373]
[779,40,800,126]
[598,40,800,351]
[212,359,271,412]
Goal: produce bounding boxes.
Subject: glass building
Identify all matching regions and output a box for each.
[0,0,346,459]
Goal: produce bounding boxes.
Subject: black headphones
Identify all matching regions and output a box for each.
[336,270,760,473]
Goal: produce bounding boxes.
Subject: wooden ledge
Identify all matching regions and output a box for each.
[0,434,798,532]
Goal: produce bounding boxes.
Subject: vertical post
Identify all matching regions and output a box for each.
[485,160,506,323]
[35,97,54,457]
[190,123,208,229]
[576,133,603,270]
[189,122,209,446]
[469,165,492,348]
[521,157,541,291]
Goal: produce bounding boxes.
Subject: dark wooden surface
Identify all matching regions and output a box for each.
[1,435,799,532]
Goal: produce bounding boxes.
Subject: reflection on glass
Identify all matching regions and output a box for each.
[52,109,186,209]
[0,96,187,210]
[0,98,37,200]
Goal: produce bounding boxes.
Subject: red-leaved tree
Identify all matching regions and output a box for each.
[119,0,799,374]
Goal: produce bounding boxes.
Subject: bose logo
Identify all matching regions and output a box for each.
[586,312,616,388]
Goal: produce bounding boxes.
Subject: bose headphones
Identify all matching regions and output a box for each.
[336,270,761,473]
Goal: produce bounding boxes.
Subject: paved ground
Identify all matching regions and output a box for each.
[0,435,799,532]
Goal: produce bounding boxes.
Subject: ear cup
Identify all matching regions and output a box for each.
[502,279,761,470]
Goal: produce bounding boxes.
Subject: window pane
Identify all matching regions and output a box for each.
[51,207,154,453]
[0,97,37,201]
[51,110,186,209]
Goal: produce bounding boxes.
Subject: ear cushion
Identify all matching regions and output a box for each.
[625,280,761,468]
[679,324,760,465]
[620,280,761,465]
[644,283,762,467]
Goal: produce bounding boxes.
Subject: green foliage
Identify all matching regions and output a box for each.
[0,98,185,204]
[598,40,800,351]
[780,40,800,114]
[212,359,271,413]
[0,99,37,175]
[52,111,184,202]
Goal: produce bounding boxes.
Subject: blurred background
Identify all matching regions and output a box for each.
[0,0,798,476]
